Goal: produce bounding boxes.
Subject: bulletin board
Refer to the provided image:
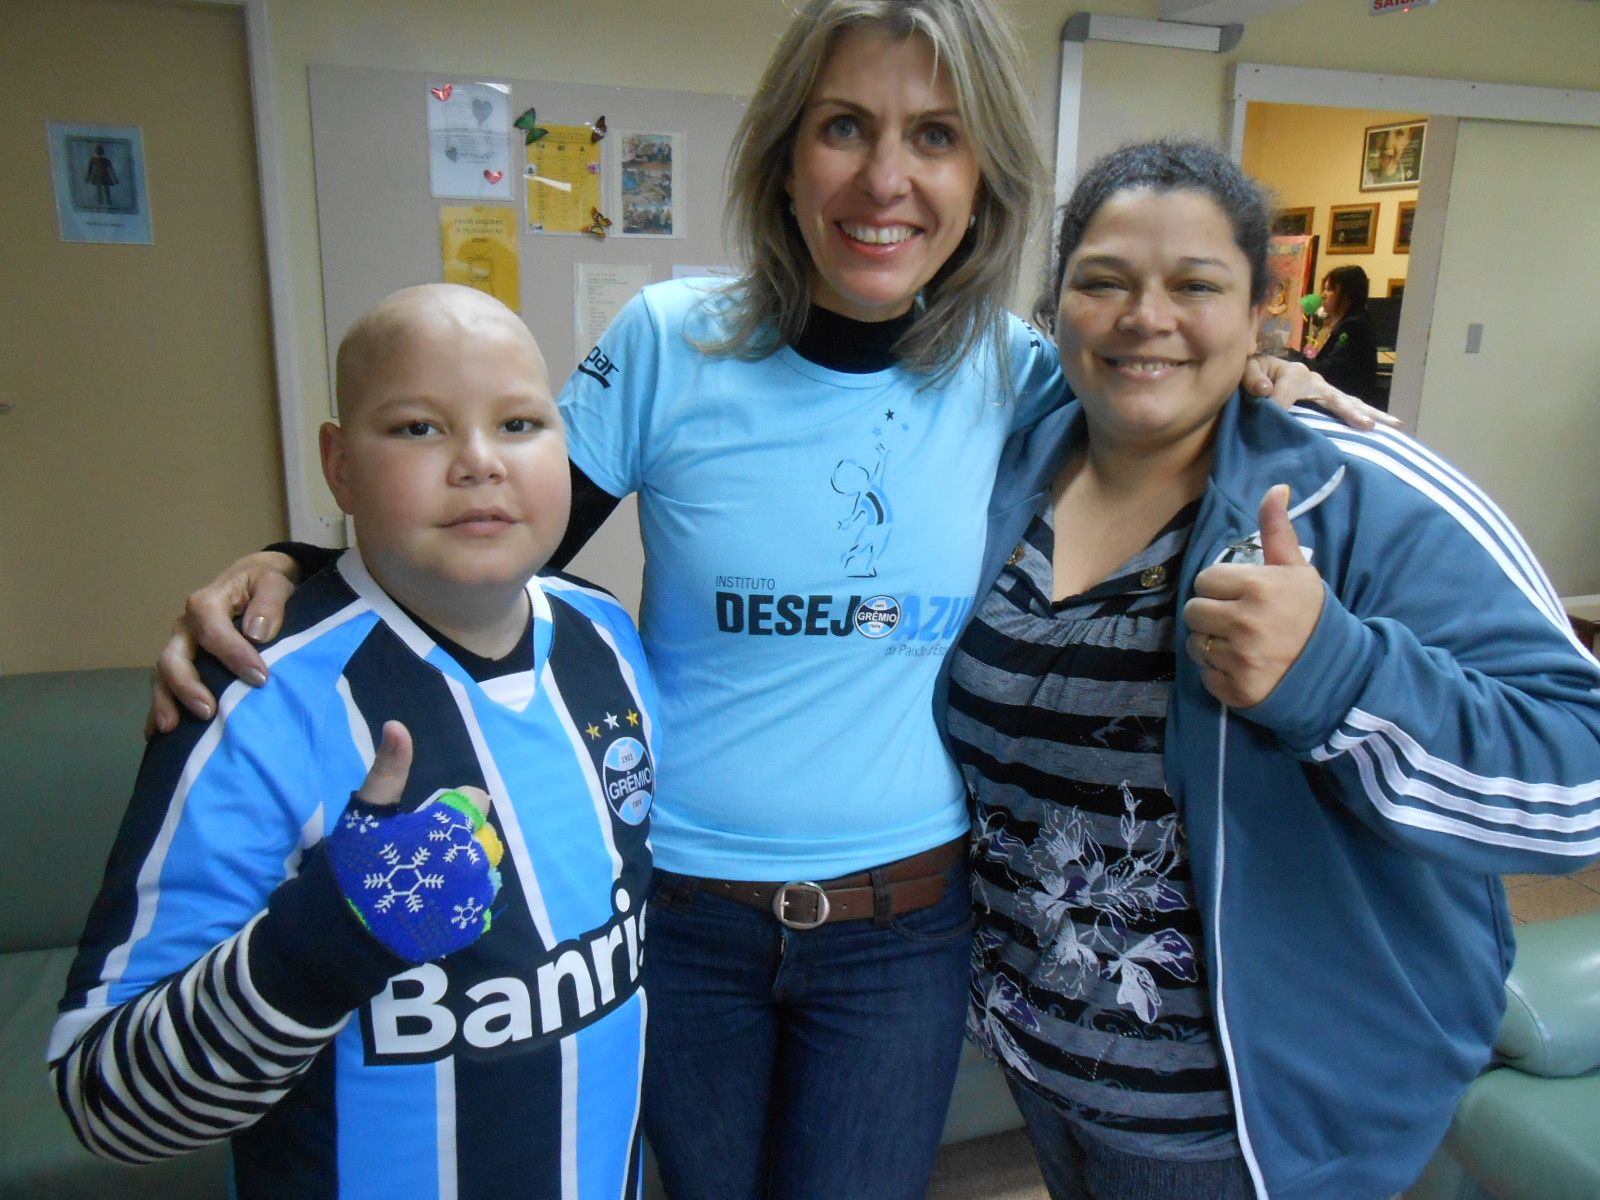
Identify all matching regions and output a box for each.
[308,64,748,611]
[308,63,749,398]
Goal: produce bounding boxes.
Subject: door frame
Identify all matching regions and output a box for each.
[1224,64,1600,427]
[198,0,320,541]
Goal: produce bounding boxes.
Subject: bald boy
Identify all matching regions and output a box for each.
[52,285,659,1199]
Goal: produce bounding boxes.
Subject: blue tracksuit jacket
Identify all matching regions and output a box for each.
[939,393,1600,1200]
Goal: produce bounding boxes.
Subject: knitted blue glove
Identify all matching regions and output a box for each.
[326,788,504,964]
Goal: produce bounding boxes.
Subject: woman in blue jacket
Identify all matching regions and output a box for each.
[942,138,1600,1200]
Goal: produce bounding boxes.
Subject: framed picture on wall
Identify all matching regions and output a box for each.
[1361,120,1426,192]
[1328,203,1378,254]
[1388,280,1406,299]
[47,122,154,244]
[1394,201,1417,253]
[1273,206,1314,237]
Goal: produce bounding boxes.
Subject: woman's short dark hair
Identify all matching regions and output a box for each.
[1322,265,1370,312]
[1034,137,1273,331]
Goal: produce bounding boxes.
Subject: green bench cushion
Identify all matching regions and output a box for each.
[1444,1067,1600,1200]
[0,946,231,1199]
[1497,910,1600,1078]
[0,667,152,953]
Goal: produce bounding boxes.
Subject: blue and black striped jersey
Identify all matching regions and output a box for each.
[51,552,658,1200]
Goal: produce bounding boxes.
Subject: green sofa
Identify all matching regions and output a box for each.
[1405,908,1600,1200]
[0,666,1023,1198]
[0,668,230,1199]
[12,667,1596,1200]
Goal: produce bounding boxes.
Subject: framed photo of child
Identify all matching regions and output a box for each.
[1361,120,1425,192]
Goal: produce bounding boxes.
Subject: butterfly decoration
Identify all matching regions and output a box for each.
[584,207,614,239]
[430,84,454,102]
[590,115,607,143]
[513,106,550,145]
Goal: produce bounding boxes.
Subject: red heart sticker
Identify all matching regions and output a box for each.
[483,170,504,184]
[430,84,453,101]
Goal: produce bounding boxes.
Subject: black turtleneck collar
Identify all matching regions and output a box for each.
[791,304,916,374]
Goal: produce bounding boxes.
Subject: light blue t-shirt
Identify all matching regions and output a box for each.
[560,279,1064,879]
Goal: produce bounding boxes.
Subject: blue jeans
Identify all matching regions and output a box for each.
[1007,1078,1256,1200]
[641,860,973,1200]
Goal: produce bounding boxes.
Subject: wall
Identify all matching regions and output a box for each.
[0,0,285,672]
[1414,119,1600,596]
[1242,102,1419,299]
[254,0,1600,544]
[10,0,1600,667]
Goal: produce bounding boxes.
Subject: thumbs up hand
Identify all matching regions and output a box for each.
[1183,485,1326,709]
[354,721,414,808]
[327,720,503,964]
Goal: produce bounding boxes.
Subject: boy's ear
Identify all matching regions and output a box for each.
[319,421,356,515]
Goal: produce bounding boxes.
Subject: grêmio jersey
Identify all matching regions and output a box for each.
[559,279,1064,880]
[51,552,658,1200]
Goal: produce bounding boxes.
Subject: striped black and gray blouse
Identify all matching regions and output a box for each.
[948,497,1240,1160]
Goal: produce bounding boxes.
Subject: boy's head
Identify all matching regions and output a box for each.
[320,284,569,621]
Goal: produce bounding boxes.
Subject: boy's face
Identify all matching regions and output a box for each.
[321,301,569,608]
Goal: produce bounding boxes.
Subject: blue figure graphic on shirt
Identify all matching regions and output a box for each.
[831,444,892,578]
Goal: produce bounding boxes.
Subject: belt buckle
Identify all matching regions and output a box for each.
[772,881,830,930]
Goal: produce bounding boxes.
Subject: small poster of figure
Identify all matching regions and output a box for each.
[48,122,153,244]
[615,132,683,238]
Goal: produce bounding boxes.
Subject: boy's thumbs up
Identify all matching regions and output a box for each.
[356,720,414,808]
[1258,484,1308,569]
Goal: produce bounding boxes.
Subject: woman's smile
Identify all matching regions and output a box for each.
[1057,188,1263,452]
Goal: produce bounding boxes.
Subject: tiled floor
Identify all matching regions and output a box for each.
[1504,865,1600,923]
[933,867,1600,1198]
[927,1128,1047,1200]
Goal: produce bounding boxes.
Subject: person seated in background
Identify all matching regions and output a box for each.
[49,284,658,1198]
[1306,264,1380,405]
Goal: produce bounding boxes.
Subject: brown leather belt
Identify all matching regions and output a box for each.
[687,836,966,930]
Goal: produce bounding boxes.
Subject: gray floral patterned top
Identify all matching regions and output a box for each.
[947,497,1239,1160]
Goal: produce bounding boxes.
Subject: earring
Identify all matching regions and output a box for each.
[968,213,977,230]
[789,199,797,216]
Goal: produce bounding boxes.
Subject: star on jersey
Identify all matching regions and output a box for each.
[586,722,602,740]
[626,710,640,727]
[604,712,620,729]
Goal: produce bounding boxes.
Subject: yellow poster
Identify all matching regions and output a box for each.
[440,205,521,311]
[526,125,602,234]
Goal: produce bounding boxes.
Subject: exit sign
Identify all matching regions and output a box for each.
[1372,0,1438,12]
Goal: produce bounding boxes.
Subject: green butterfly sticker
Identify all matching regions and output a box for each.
[514,107,550,145]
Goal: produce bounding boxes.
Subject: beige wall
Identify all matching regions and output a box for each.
[255,0,1600,538]
[8,0,1600,668]
[1414,119,1600,595]
[0,0,285,673]
[1242,102,1420,298]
